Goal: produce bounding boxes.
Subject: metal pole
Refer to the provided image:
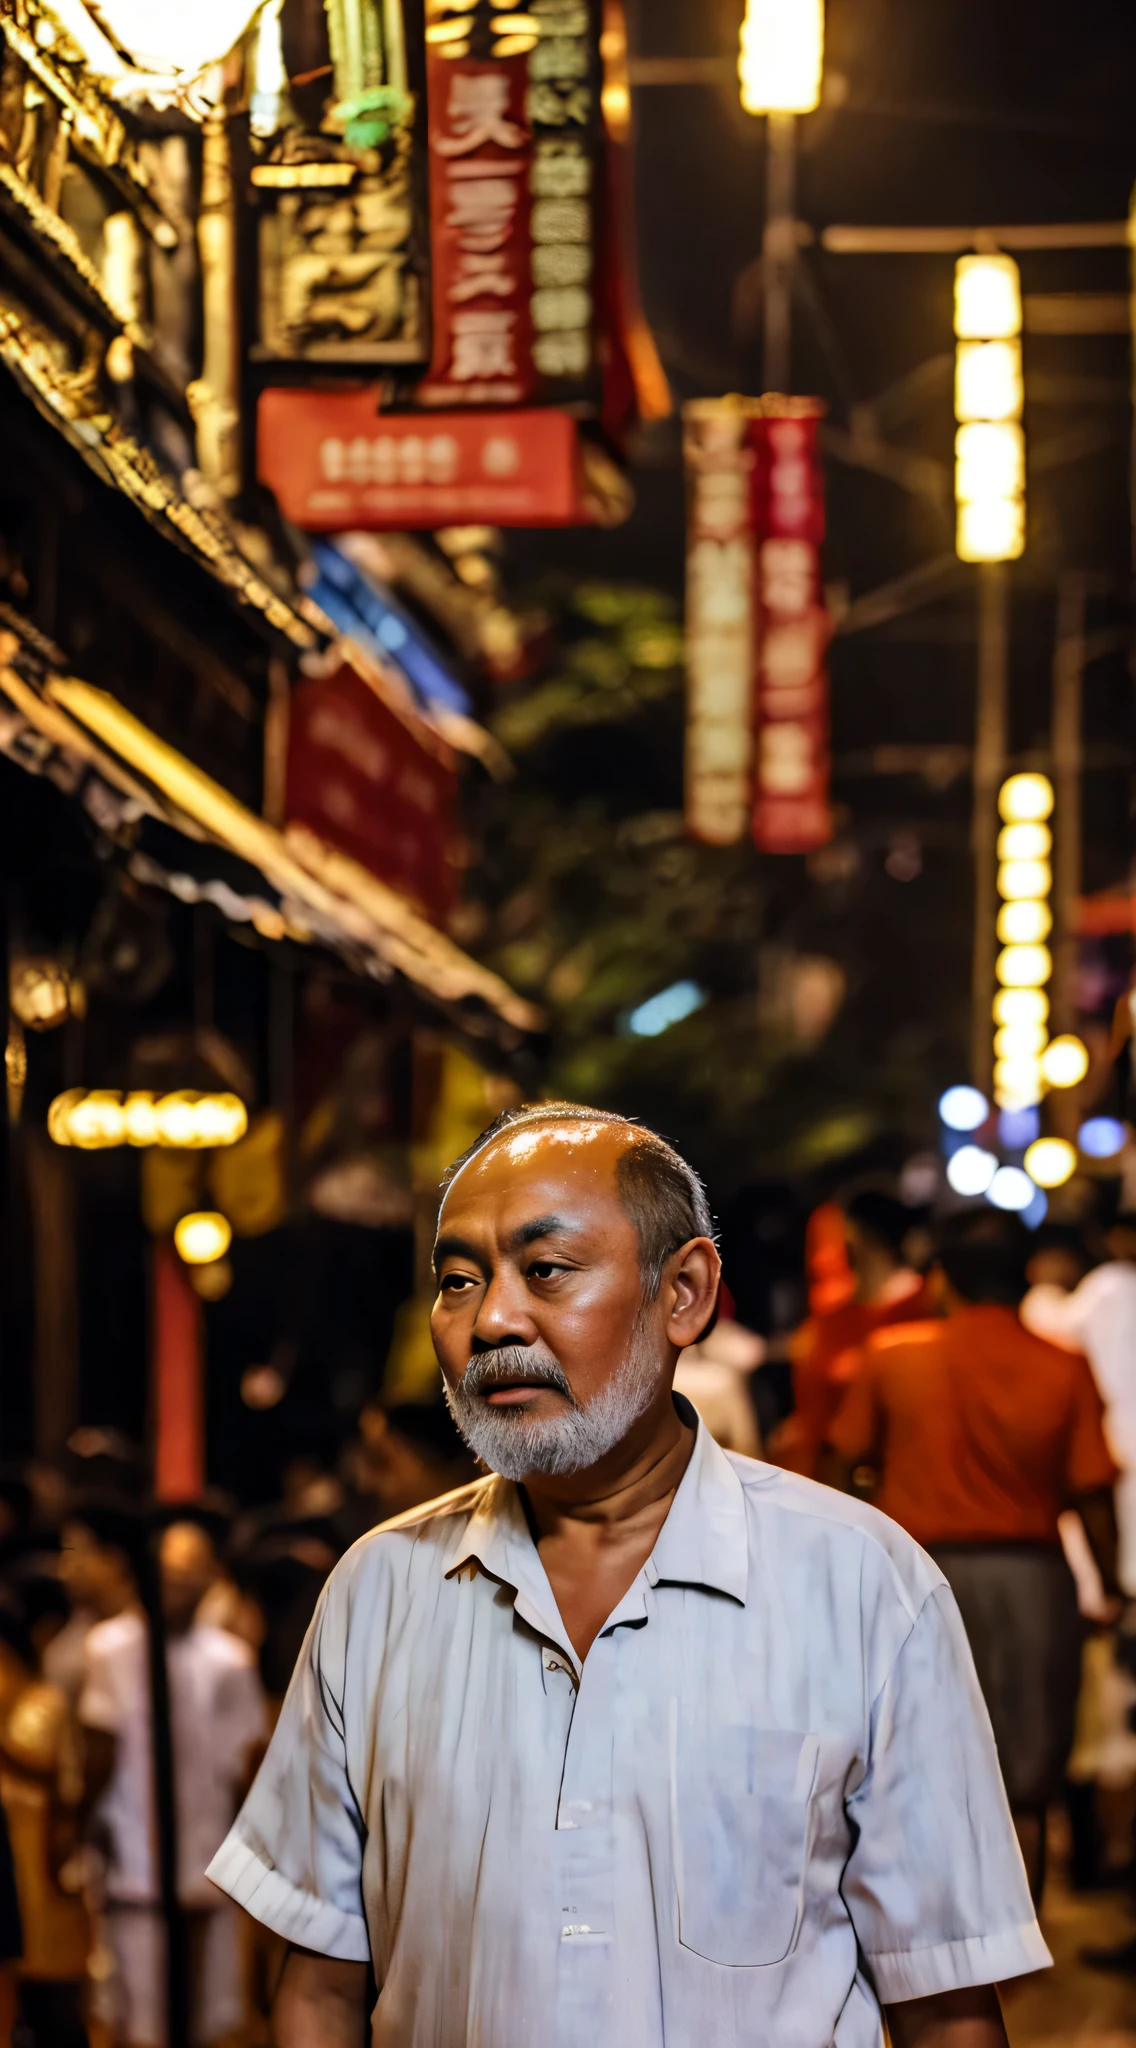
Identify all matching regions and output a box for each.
[763,112,797,394]
[1051,573,1086,1040]
[970,561,1010,1090]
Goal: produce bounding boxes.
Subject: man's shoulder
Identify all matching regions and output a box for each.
[86,1609,144,1658]
[726,1454,945,1620]
[864,1317,942,1359]
[187,1623,257,1672]
[333,1477,493,1579]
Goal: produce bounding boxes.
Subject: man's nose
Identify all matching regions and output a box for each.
[471,1265,536,1346]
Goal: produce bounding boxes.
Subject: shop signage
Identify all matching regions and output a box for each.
[286,658,458,923]
[258,387,583,525]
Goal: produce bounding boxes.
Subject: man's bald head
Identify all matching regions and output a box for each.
[439,1102,715,1298]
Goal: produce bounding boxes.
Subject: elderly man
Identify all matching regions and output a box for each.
[209,1103,1047,2048]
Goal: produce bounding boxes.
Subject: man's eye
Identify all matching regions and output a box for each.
[440,1272,478,1293]
[530,1261,567,1282]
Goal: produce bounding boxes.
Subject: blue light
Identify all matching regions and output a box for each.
[939,1085,989,1132]
[998,1105,1040,1150]
[309,541,472,715]
[378,614,409,651]
[625,981,707,1039]
[1022,1186,1049,1229]
[1078,1117,1126,1161]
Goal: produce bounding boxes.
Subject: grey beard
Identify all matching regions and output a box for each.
[443,1326,659,1481]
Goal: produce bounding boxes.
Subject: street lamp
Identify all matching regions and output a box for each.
[738,0,825,393]
[992,771,1054,1107]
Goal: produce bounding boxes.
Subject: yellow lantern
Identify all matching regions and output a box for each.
[997,821,1051,862]
[994,1022,1048,1061]
[1040,1035,1090,1090]
[738,0,825,115]
[998,859,1052,902]
[996,900,1052,945]
[997,944,1052,989]
[1024,1136,1077,1190]
[993,987,1049,1028]
[173,1211,232,1265]
[998,773,1054,824]
[954,254,1022,341]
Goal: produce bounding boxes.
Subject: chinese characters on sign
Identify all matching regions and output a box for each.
[683,407,757,846]
[419,1,602,406]
[421,58,535,403]
[683,398,830,853]
[256,387,582,525]
[750,406,830,854]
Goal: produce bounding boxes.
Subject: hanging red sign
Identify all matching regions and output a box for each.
[683,397,830,854]
[750,407,831,855]
[418,53,536,407]
[257,389,584,526]
[286,658,458,925]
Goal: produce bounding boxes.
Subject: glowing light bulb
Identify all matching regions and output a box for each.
[939,1085,989,1132]
[955,341,1023,425]
[993,987,1048,1028]
[996,900,1052,945]
[999,774,1054,824]
[946,1145,998,1197]
[998,859,1052,902]
[954,255,1022,341]
[738,0,825,114]
[174,1212,232,1265]
[956,496,1025,564]
[994,1023,1048,1061]
[997,822,1051,862]
[1039,1035,1089,1090]
[1024,1137,1077,1190]
[65,1091,126,1148]
[996,945,1052,990]
[988,1165,1034,1212]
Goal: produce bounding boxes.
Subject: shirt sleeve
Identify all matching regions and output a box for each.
[842,1582,1050,2002]
[1065,1352,1119,1497]
[827,1352,879,1461]
[205,1587,369,1962]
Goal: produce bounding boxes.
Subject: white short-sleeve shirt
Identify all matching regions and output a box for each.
[81,1611,266,1908]
[208,1410,1047,2046]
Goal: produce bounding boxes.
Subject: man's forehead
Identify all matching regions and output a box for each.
[440,1119,633,1219]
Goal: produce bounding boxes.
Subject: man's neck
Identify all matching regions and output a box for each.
[522,1391,695,1543]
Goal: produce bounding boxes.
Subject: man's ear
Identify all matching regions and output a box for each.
[663,1239,722,1350]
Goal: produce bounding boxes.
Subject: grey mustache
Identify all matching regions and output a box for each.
[460,1345,574,1403]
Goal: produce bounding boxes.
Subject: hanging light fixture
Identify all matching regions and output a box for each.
[738,0,825,114]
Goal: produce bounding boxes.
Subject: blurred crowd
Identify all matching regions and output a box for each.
[0,1403,477,2047]
[0,1184,1133,2044]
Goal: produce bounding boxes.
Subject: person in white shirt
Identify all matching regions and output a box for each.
[210,1102,1046,2048]
[1021,1213,1136,1594]
[80,1520,265,2048]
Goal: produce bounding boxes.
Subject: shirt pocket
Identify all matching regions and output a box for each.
[670,1710,819,1968]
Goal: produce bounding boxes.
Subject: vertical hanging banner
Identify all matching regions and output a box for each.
[418,0,604,409]
[419,52,536,404]
[750,402,831,854]
[683,403,758,846]
[682,397,830,851]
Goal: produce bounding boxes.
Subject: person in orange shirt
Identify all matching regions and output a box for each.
[776,1190,931,1477]
[829,1208,1119,1902]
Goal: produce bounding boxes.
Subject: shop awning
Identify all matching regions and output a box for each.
[0,619,542,1052]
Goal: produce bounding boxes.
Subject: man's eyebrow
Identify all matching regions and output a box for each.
[433,1233,484,1274]
[509,1214,581,1251]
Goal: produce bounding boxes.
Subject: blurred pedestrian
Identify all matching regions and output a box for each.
[79,1521,265,2047]
[335,1399,476,1545]
[0,1800,20,2048]
[1021,1210,1136,1595]
[47,1503,138,1711]
[0,1592,88,2046]
[213,1104,1046,2048]
[828,1208,1119,1901]
[774,1189,931,1476]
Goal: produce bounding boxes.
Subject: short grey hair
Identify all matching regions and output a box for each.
[439,1101,716,1297]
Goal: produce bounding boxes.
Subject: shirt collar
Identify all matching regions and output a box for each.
[443,1396,750,1619]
